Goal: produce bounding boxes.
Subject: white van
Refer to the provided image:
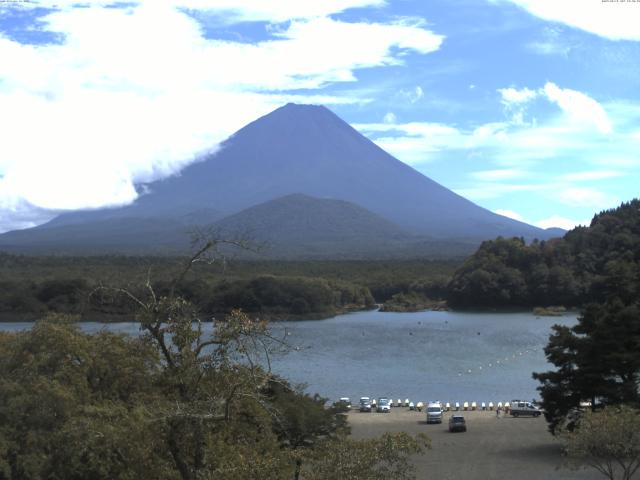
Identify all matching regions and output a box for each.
[510,400,541,417]
[426,401,443,424]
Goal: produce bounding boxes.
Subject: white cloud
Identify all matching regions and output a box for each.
[526,26,574,57]
[496,83,612,133]
[454,183,548,201]
[383,112,397,124]
[541,82,612,134]
[560,170,623,182]
[9,0,388,23]
[535,215,589,231]
[558,187,619,208]
[494,209,524,221]
[498,87,537,105]
[527,41,572,57]
[0,2,444,231]
[502,0,640,41]
[354,122,465,164]
[356,81,635,185]
[494,210,587,231]
[472,169,527,181]
[190,0,387,22]
[413,86,424,102]
[398,85,425,103]
[354,84,636,220]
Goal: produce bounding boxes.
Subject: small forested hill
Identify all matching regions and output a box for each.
[213,193,414,258]
[448,199,640,308]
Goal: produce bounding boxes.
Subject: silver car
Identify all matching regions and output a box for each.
[377,397,391,413]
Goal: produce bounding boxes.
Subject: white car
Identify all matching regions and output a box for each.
[426,402,444,424]
[377,397,391,413]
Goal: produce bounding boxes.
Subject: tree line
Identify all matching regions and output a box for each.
[526,200,640,479]
[448,199,640,309]
[0,256,456,320]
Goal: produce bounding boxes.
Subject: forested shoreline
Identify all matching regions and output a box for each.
[2,199,638,320]
[0,255,456,321]
[449,200,640,309]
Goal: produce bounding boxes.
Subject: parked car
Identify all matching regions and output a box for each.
[449,415,467,432]
[426,402,444,424]
[359,397,372,412]
[510,400,541,417]
[377,397,391,413]
[335,397,351,410]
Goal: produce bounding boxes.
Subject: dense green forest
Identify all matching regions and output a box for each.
[0,255,457,320]
[448,200,640,309]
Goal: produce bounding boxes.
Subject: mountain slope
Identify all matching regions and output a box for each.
[0,103,559,256]
[114,102,548,239]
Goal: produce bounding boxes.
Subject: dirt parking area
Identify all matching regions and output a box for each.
[348,408,600,480]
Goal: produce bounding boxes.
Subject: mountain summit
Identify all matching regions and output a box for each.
[0,103,557,256]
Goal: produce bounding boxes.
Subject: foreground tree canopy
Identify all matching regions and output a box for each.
[0,240,429,480]
[533,301,640,433]
[562,405,640,480]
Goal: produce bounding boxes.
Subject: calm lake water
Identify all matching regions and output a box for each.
[1,310,577,405]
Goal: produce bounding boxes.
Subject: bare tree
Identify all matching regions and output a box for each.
[91,232,287,480]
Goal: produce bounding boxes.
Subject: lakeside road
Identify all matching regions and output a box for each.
[348,408,601,480]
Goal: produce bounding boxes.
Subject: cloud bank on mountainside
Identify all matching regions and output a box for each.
[0,1,443,232]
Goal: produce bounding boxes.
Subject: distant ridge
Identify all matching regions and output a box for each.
[0,103,562,257]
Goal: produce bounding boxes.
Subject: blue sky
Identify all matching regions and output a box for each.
[0,0,639,232]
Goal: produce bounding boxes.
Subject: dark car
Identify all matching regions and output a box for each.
[449,415,467,432]
[359,397,372,412]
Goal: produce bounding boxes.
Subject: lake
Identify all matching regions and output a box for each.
[1,309,577,405]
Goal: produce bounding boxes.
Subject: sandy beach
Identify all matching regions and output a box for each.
[348,408,601,480]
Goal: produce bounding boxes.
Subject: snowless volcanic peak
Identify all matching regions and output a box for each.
[0,103,558,255]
